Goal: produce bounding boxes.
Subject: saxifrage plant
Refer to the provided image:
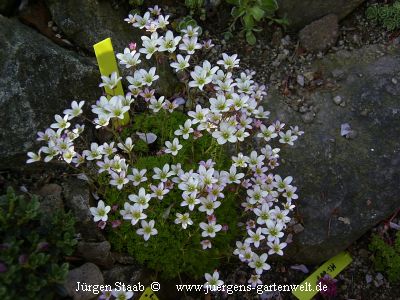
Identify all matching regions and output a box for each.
[27,5,302,291]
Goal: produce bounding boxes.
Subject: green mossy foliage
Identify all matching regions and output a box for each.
[369,231,400,282]
[0,187,77,300]
[366,0,400,31]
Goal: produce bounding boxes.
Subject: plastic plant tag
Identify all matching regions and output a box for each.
[93,37,129,126]
[292,251,352,300]
[138,287,159,300]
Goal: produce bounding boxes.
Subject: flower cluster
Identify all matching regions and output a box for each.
[27,5,303,288]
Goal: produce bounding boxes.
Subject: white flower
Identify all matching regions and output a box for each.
[110,171,129,190]
[232,153,249,168]
[26,151,41,164]
[165,138,183,156]
[248,274,262,287]
[90,200,111,222]
[50,114,70,130]
[200,221,222,238]
[245,227,265,248]
[139,32,160,59]
[179,36,201,54]
[127,168,147,186]
[153,164,174,182]
[129,187,152,210]
[248,253,270,275]
[198,197,221,215]
[99,72,121,90]
[254,203,273,226]
[283,186,298,201]
[248,151,265,168]
[157,14,169,29]
[63,101,85,119]
[136,220,158,241]
[217,53,240,69]
[120,202,147,225]
[209,94,233,113]
[116,48,141,68]
[181,25,200,38]
[274,175,293,192]
[212,123,237,145]
[174,212,193,229]
[150,182,169,200]
[257,124,277,141]
[221,165,244,184]
[174,119,193,140]
[132,12,150,29]
[141,67,159,86]
[267,240,287,256]
[105,96,130,119]
[117,137,134,153]
[188,105,209,124]
[279,130,298,146]
[253,106,270,119]
[247,185,268,204]
[189,69,209,90]
[149,96,165,113]
[180,193,200,211]
[262,222,285,242]
[204,270,224,287]
[159,30,181,52]
[83,143,103,160]
[170,54,190,72]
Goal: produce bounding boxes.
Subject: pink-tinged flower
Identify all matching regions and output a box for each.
[201,240,212,249]
[202,39,215,49]
[36,242,49,252]
[222,224,229,232]
[318,274,338,298]
[18,254,28,265]
[98,221,107,230]
[112,204,119,212]
[253,119,263,128]
[207,214,216,223]
[98,290,112,300]
[111,220,122,228]
[129,42,137,50]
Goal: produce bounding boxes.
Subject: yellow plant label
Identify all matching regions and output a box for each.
[139,287,159,300]
[292,251,352,300]
[93,37,129,126]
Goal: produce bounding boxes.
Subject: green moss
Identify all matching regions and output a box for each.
[369,231,400,282]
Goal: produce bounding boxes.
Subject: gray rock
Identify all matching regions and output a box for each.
[37,183,64,217]
[103,264,143,286]
[77,241,114,268]
[45,0,132,53]
[0,16,100,169]
[45,0,179,97]
[64,263,103,300]
[277,0,365,30]
[299,14,339,52]
[264,45,400,264]
[62,178,105,241]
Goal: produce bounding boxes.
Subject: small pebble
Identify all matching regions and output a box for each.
[333,95,342,105]
[392,78,398,84]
